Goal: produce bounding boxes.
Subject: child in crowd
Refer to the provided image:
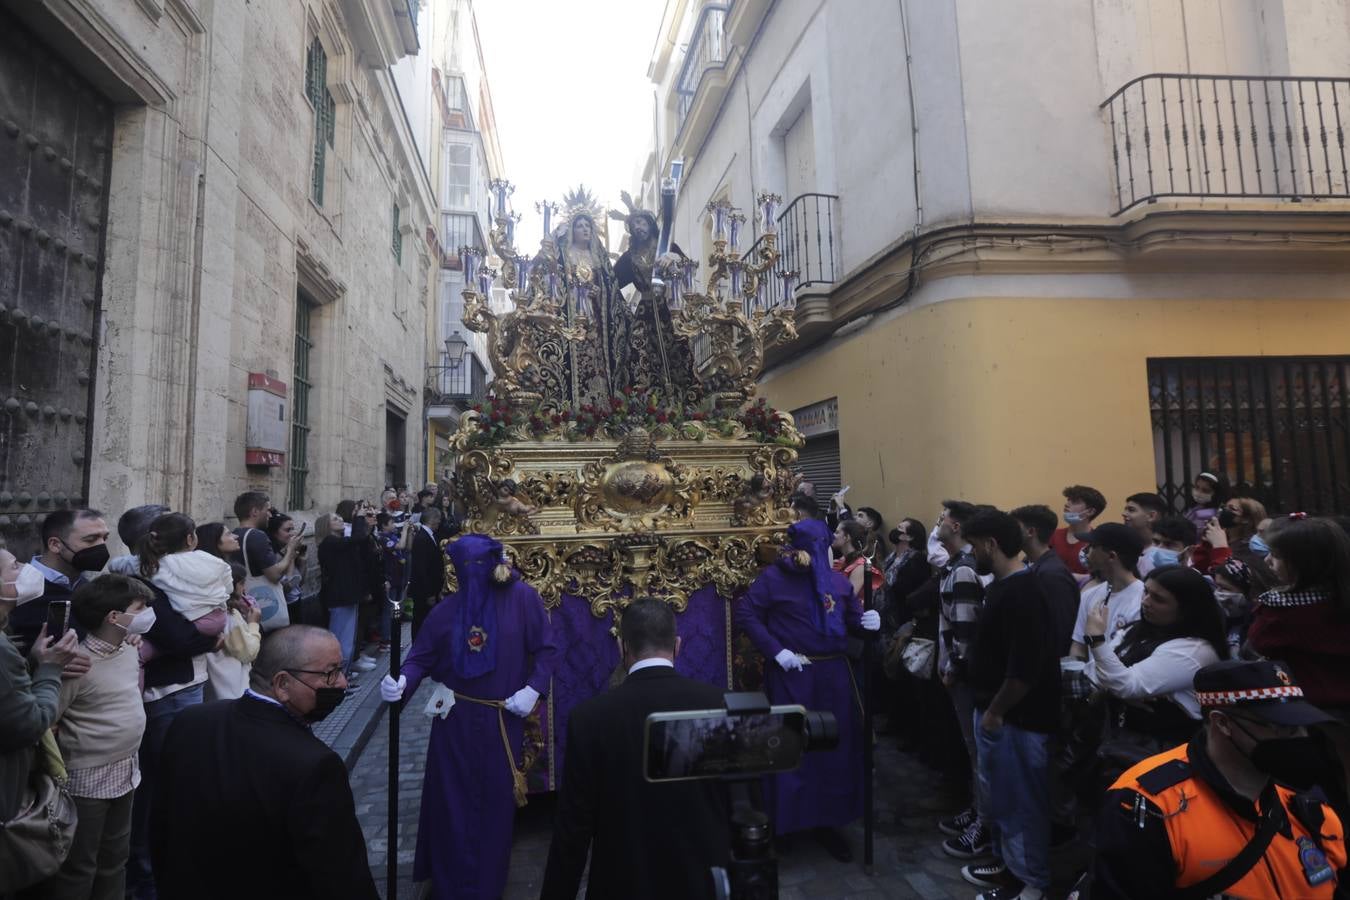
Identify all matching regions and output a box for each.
[1183,471,1227,533]
[204,563,262,700]
[136,511,232,663]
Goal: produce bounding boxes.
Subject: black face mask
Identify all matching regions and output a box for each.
[1218,508,1238,530]
[303,686,346,723]
[1250,736,1338,790]
[64,542,110,573]
[1229,716,1334,790]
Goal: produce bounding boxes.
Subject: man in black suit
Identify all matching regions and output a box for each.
[149,626,378,900]
[542,597,730,900]
[407,506,446,640]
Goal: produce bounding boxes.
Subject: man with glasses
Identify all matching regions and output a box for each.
[1094,659,1347,898]
[150,625,378,899]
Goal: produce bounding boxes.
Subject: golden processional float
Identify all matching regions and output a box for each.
[446,180,805,788]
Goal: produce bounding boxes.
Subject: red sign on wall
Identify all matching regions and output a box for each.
[246,373,287,468]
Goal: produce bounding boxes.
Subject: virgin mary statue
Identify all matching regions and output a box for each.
[543,199,631,407]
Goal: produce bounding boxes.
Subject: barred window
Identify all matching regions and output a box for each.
[289,296,315,509]
[305,37,335,205]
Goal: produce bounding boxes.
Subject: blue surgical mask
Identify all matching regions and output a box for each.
[1150,547,1181,568]
[1248,534,1269,554]
[1064,511,1086,525]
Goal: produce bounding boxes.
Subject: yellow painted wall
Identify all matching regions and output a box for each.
[759,295,1350,529]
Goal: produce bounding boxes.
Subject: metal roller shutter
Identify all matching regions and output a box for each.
[794,433,841,501]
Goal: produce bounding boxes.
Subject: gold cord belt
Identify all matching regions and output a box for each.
[455,693,528,808]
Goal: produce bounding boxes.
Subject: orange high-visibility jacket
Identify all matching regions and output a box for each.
[1111,742,1346,897]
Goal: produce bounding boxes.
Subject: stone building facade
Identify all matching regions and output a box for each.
[0,0,437,554]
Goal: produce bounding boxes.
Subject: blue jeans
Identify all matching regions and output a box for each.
[974,708,1051,891]
[328,604,358,670]
[126,683,205,899]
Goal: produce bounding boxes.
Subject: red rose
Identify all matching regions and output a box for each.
[561,410,572,420]
[656,412,668,423]
[471,403,482,412]
[611,398,623,410]
[550,414,562,425]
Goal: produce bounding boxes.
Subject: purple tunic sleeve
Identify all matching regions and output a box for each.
[519,583,559,695]
[734,571,787,660]
[399,605,447,698]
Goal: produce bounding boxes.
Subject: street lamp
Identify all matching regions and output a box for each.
[444,330,468,368]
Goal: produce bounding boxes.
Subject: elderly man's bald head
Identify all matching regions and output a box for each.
[249,625,341,694]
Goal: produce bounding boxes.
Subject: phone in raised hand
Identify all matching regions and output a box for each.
[45,600,70,640]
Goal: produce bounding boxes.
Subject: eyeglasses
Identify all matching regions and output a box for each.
[285,667,344,687]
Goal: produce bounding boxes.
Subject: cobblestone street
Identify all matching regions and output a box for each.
[346,682,1019,900]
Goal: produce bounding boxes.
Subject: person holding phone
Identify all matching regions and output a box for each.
[1,542,82,856]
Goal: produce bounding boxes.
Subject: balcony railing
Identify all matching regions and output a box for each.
[675,4,730,137]
[1102,74,1350,215]
[693,192,840,364]
[426,361,487,406]
[440,212,486,268]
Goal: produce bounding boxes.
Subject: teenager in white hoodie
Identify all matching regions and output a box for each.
[136,513,232,662]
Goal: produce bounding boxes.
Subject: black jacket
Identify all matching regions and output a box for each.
[317,535,384,609]
[407,526,445,601]
[1030,549,1083,657]
[149,695,378,900]
[541,665,730,900]
[130,574,220,690]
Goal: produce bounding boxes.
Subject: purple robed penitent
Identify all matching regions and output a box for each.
[399,576,559,899]
[734,553,864,835]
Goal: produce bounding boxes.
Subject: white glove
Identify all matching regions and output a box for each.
[380,674,406,703]
[860,609,881,632]
[774,649,805,672]
[504,685,540,717]
[423,682,456,719]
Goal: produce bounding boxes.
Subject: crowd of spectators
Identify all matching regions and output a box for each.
[827,480,1350,899]
[0,481,461,898]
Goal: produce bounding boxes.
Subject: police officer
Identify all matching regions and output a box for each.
[1094,659,1347,897]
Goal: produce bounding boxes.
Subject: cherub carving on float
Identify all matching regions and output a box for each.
[610,192,699,403]
[536,187,631,407]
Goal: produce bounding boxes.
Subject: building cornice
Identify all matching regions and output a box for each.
[771,206,1350,367]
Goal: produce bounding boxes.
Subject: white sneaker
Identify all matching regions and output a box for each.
[352,655,377,672]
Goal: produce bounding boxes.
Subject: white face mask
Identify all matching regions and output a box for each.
[2,564,47,606]
[126,608,157,635]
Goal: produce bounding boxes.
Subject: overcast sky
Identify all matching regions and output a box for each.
[474,0,666,252]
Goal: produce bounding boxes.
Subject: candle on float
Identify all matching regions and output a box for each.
[759,194,779,233]
[515,257,530,293]
[729,215,743,252]
[461,247,479,284]
[478,269,494,295]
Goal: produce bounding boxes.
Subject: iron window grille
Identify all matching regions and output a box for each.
[289,298,315,509]
[305,37,335,206]
[1148,355,1350,516]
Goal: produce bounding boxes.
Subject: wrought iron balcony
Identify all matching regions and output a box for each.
[675,4,730,138]
[425,362,486,406]
[441,212,486,268]
[693,192,840,364]
[1102,74,1350,215]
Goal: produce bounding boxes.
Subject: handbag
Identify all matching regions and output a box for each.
[900,636,936,680]
[242,528,290,633]
[0,731,78,891]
